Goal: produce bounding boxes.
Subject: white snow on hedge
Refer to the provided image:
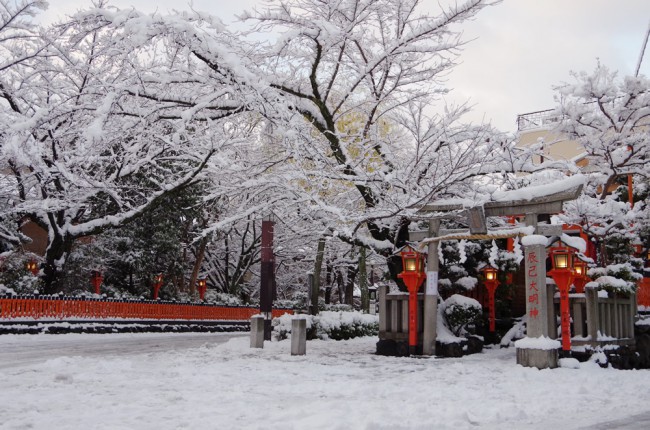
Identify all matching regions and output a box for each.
[455,276,478,290]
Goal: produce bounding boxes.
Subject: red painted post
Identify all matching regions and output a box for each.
[397,246,427,355]
[152,274,163,300]
[91,271,103,295]
[197,279,207,301]
[548,247,575,355]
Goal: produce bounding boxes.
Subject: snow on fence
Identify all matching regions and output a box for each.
[378,289,424,343]
[551,287,636,346]
[0,295,293,321]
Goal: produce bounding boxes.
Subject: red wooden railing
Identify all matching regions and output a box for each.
[638,278,650,308]
[0,296,293,321]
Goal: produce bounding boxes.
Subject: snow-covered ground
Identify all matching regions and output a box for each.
[0,332,649,430]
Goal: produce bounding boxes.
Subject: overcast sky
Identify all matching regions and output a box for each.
[41,0,650,132]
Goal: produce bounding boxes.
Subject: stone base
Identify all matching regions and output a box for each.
[516,347,559,369]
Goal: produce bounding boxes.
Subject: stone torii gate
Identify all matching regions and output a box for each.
[411,176,584,368]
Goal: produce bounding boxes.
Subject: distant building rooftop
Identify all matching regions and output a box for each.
[516,109,562,132]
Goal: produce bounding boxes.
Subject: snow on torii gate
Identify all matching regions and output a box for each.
[412,175,585,368]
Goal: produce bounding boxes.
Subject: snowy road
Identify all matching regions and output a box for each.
[0,332,244,370]
[1,334,649,430]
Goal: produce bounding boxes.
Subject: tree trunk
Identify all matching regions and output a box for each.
[324,260,332,304]
[359,247,368,313]
[188,236,209,297]
[311,237,326,315]
[41,231,75,295]
[335,270,344,304]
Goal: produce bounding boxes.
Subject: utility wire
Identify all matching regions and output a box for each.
[634,20,650,77]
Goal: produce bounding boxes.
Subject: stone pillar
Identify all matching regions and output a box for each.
[517,235,558,369]
[291,317,307,356]
[585,286,600,342]
[378,284,388,334]
[250,315,265,348]
[524,242,549,337]
[422,219,440,356]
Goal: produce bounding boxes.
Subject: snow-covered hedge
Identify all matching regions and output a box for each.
[273,311,378,341]
[441,294,482,337]
[587,263,641,295]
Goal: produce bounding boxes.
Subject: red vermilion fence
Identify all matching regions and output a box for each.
[638,278,650,308]
[0,296,293,321]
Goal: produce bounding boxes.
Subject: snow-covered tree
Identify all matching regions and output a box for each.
[239,0,552,279]
[0,4,253,293]
[554,63,650,266]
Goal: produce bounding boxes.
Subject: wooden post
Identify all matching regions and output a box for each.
[423,219,440,356]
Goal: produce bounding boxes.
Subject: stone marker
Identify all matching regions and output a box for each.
[291,317,307,356]
[516,237,558,369]
[250,315,265,348]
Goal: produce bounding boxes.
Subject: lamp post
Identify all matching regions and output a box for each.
[91,271,103,295]
[25,259,39,276]
[152,274,163,300]
[548,246,575,355]
[482,266,500,334]
[572,257,588,294]
[397,246,427,355]
[197,278,207,301]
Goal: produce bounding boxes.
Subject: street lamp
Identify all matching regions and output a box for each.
[482,266,500,334]
[197,278,207,301]
[25,259,39,276]
[572,257,588,294]
[152,273,163,300]
[548,246,575,356]
[397,246,427,355]
[91,270,103,295]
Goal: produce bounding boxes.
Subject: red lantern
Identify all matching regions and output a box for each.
[548,246,575,355]
[25,260,39,276]
[197,278,207,300]
[397,246,427,355]
[91,271,103,295]
[152,274,163,300]
[482,266,500,333]
[572,257,588,294]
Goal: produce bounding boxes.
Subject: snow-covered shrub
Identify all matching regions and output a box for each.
[0,252,41,295]
[273,311,378,341]
[455,276,477,291]
[442,294,482,337]
[587,263,641,295]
